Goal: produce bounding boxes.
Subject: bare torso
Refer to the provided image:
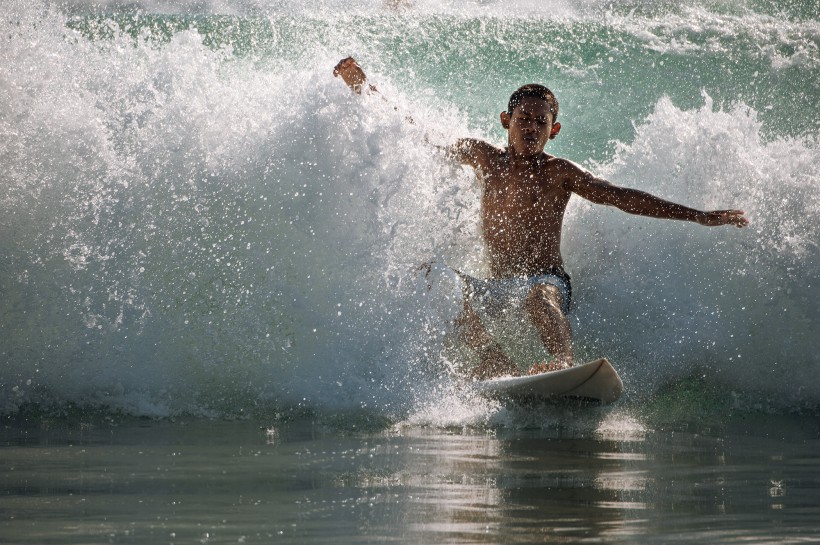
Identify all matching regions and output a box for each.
[477,150,572,278]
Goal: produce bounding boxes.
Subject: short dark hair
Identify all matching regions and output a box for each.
[508,84,559,121]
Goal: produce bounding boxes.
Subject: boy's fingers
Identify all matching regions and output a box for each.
[333,58,351,76]
[728,210,748,227]
[706,210,748,227]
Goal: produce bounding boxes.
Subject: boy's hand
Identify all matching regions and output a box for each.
[333,57,368,94]
[697,210,749,228]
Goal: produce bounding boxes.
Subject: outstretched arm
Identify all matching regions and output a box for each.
[565,164,749,228]
[333,57,499,172]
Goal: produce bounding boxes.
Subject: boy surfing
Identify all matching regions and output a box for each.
[334,57,749,380]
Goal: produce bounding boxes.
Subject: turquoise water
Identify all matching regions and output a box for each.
[2,1,820,541]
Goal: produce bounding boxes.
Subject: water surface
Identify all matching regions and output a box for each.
[3,412,819,544]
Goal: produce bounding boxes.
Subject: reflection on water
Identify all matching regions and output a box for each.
[389,425,648,543]
[1,414,819,544]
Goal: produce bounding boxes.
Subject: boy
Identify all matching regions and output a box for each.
[333,57,749,379]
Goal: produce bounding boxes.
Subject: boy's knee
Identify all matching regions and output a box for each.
[455,301,482,333]
[526,284,565,315]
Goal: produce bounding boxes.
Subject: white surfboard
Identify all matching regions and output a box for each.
[474,358,623,404]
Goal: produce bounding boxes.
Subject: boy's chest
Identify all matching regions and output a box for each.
[483,171,563,210]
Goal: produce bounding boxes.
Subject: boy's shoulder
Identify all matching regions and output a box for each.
[540,154,587,175]
[535,155,592,192]
[452,138,504,170]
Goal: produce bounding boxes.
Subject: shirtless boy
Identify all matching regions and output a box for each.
[334,57,749,379]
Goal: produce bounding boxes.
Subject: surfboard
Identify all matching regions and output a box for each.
[474,358,623,404]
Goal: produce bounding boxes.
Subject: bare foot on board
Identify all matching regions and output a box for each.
[527,360,571,375]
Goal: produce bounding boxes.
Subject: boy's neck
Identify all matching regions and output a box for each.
[506,145,546,165]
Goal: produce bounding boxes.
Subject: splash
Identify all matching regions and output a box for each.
[0,5,476,415]
[566,93,819,406]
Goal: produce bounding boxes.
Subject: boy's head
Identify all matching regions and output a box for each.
[501,84,561,155]
[507,84,559,121]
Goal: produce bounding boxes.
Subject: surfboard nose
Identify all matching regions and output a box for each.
[475,357,624,404]
[563,358,623,404]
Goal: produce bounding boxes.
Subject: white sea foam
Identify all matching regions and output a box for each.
[566,93,819,404]
[1,5,477,415]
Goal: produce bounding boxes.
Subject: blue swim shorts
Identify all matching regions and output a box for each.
[459,268,572,317]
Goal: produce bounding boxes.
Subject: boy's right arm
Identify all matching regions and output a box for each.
[333,57,495,171]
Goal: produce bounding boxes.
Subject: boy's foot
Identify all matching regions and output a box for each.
[527,360,571,375]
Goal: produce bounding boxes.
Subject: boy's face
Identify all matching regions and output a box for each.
[501,97,561,157]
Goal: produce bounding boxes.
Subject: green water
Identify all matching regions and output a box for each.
[67,9,820,161]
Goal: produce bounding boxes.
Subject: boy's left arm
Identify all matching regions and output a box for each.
[565,164,748,228]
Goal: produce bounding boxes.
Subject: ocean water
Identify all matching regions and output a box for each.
[2,414,819,545]
[1,0,819,542]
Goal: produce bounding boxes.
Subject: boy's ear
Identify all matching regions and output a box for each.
[549,121,561,139]
[500,111,511,129]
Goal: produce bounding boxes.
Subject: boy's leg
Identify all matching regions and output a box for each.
[524,283,573,370]
[455,300,519,379]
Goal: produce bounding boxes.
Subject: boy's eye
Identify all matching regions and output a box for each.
[520,116,548,124]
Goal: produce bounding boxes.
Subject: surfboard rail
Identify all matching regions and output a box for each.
[474,357,623,404]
